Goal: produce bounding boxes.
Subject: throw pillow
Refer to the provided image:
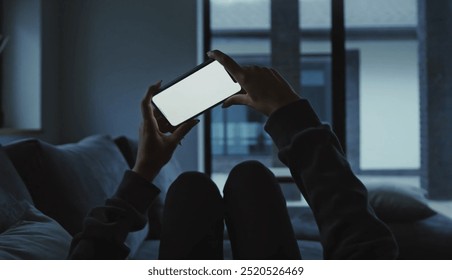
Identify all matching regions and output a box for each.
[0,203,71,259]
[3,135,147,257]
[0,146,33,233]
[367,184,437,222]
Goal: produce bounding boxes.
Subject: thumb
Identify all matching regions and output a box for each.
[171,119,200,143]
[222,93,248,108]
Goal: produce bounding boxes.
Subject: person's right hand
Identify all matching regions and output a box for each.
[132,81,199,182]
[207,50,300,116]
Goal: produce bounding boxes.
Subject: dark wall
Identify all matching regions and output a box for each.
[1,0,200,172]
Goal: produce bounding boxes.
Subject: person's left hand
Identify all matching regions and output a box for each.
[207,50,300,116]
[132,81,199,182]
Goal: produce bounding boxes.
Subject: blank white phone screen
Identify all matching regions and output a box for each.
[153,60,241,126]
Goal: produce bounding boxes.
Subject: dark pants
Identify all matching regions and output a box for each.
[158,161,301,260]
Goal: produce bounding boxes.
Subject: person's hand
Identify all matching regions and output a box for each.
[132,81,199,182]
[207,50,300,116]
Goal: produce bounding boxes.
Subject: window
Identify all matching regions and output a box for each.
[0,0,41,132]
[205,0,451,203]
[208,0,334,205]
[345,0,419,174]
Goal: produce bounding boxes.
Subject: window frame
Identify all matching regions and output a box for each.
[204,0,421,178]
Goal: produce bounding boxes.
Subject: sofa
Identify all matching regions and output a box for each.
[0,134,451,259]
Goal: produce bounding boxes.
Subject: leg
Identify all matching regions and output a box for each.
[223,161,301,259]
[158,172,224,259]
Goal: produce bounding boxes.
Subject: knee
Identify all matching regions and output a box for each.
[224,161,276,195]
[230,160,269,175]
[168,171,221,200]
[229,160,272,179]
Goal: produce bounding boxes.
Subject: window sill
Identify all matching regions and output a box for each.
[0,128,43,136]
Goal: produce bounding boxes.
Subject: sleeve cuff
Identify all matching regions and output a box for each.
[113,170,161,214]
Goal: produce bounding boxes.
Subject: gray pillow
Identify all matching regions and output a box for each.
[367,185,436,222]
[0,203,71,259]
[0,147,33,233]
[4,135,148,257]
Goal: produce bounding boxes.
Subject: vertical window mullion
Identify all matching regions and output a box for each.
[203,0,212,176]
[270,0,300,169]
[331,0,347,151]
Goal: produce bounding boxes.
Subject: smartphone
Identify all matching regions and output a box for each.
[152,59,241,127]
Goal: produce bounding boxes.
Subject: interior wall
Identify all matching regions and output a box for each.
[1,0,200,172]
[57,0,199,171]
[40,0,61,144]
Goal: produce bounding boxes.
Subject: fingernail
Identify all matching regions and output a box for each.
[151,80,162,88]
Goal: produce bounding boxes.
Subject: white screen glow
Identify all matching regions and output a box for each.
[153,61,241,126]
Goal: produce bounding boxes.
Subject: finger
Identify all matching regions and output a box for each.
[222,92,249,108]
[170,119,200,144]
[207,50,244,83]
[270,68,290,85]
[153,107,165,122]
[158,119,176,134]
[269,68,299,94]
[141,81,162,121]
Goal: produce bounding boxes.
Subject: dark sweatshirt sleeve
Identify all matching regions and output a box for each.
[265,99,398,259]
[68,170,160,259]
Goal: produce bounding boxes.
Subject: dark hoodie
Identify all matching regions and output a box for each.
[68,99,398,260]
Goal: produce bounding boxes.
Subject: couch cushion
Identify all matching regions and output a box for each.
[3,135,147,257]
[367,185,436,222]
[133,239,324,260]
[0,146,33,234]
[114,136,137,169]
[0,202,71,259]
[288,206,320,241]
[387,213,452,260]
